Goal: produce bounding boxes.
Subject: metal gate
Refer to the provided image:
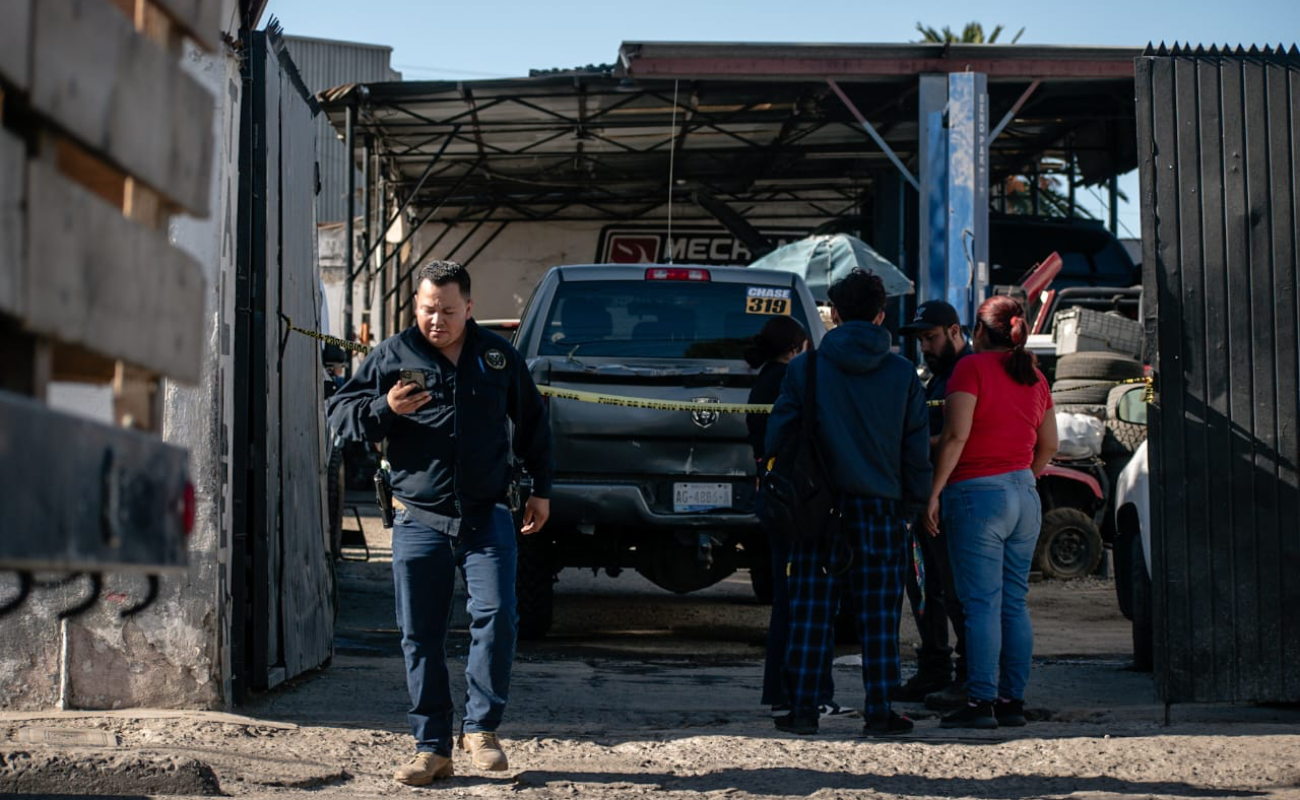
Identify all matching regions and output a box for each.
[1136,44,1300,703]
[231,27,333,700]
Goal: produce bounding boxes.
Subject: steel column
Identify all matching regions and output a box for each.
[945,72,989,324]
[917,74,948,310]
[343,105,355,362]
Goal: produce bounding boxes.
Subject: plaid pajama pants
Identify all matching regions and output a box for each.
[784,497,909,719]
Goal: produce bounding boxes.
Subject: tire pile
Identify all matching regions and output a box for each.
[1052,352,1147,472]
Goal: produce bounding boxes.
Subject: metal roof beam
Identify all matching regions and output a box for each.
[827,79,920,192]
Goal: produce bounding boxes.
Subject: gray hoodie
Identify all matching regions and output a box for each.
[765,320,932,511]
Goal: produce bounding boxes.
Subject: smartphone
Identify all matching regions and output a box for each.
[399,369,427,389]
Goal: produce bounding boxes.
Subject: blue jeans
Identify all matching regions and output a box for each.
[391,506,517,756]
[942,469,1041,703]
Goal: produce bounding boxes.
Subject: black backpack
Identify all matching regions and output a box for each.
[758,349,841,544]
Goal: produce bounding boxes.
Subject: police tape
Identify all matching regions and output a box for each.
[282,315,373,355]
[537,385,774,414]
[282,320,1148,412]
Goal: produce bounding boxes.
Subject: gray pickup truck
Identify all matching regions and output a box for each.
[512,264,823,636]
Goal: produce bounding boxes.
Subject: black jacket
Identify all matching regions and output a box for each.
[326,320,554,535]
[926,345,973,436]
[746,360,788,462]
[766,321,932,511]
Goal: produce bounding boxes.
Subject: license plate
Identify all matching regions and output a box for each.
[673,482,732,513]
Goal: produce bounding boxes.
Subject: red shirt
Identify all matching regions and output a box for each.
[945,352,1053,485]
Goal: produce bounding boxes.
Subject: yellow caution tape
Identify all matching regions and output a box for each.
[538,385,772,414]
[282,320,1155,411]
[282,315,373,355]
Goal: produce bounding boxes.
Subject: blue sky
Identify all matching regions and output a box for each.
[267,0,1299,238]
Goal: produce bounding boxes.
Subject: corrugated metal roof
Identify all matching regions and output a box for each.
[282,35,400,223]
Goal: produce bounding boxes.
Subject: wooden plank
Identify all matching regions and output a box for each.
[1220,57,1260,704]
[56,136,127,209]
[24,159,206,383]
[113,362,162,431]
[262,54,283,674]
[279,79,333,678]
[0,0,33,90]
[1172,55,1216,701]
[1149,53,1192,701]
[1265,58,1300,701]
[149,0,222,52]
[1194,53,1238,703]
[1244,57,1282,702]
[0,390,189,572]
[0,128,23,320]
[30,0,214,216]
[51,342,118,384]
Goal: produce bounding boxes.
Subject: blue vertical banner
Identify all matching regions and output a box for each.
[946,73,990,324]
[917,74,948,307]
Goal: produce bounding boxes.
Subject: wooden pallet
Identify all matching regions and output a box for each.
[0,0,220,572]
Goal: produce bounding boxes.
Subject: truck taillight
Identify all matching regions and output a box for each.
[645,267,710,282]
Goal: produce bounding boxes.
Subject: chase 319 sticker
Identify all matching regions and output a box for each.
[745,286,792,316]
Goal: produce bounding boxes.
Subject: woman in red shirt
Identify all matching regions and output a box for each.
[923,295,1058,729]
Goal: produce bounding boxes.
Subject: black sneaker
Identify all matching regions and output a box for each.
[892,673,949,703]
[774,712,819,735]
[818,700,857,719]
[994,698,1027,727]
[940,700,998,729]
[768,704,791,718]
[862,710,914,736]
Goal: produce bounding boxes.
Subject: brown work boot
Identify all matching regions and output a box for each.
[459,731,509,771]
[393,752,453,785]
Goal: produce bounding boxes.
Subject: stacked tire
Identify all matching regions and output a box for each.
[1051,352,1145,415]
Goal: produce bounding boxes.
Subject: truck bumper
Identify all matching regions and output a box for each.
[548,481,758,529]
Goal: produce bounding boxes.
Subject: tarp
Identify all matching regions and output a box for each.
[747,234,914,300]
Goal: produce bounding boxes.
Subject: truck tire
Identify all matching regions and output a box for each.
[1055,352,1145,382]
[1129,531,1154,672]
[516,530,556,640]
[1103,385,1148,457]
[1035,508,1103,580]
[1051,379,1113,406]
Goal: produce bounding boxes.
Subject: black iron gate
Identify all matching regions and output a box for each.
[1136,44,1300,703]
[232,26,333,702]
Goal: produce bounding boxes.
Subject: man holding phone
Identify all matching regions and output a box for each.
[327,261,553,785]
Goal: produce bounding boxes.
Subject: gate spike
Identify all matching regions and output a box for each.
[1234,44,1246,56]
[1288,43,1300,58]
[1247,44,1260,56]
[1207,44,1219,56]
[1194,44,1206,56]
[1143,42,1155,56]
[1156,42,1168,56]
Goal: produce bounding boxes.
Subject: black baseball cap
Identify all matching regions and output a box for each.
[899,300,961,334]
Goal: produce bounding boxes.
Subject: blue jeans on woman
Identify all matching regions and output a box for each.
[391,506,517,756]
[941,469,1041,704]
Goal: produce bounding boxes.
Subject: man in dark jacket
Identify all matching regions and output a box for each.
[766,269,931,736]
[896,301,972,706]
[327,261,553,785]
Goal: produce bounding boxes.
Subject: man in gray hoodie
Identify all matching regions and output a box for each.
[766,269,932,736]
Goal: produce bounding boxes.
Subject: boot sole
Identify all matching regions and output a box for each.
[394,765,454,785]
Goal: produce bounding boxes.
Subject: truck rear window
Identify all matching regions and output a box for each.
[537,280,810,359]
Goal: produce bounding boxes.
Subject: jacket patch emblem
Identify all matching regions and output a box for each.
[484,349,508,370]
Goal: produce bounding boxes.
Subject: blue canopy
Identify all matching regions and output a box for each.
[747,234,914,301]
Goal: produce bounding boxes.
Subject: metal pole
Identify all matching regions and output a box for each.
[361,136,372,333]
[343,104,355,369]
[1109,173,1119,235]
[378,175,388,339]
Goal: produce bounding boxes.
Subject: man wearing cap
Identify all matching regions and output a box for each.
[896,300,972,709]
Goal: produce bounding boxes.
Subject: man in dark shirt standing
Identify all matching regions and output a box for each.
[897,300,972,708]
[327,261,553,785]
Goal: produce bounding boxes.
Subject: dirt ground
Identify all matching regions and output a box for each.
[3,508,1299,799]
